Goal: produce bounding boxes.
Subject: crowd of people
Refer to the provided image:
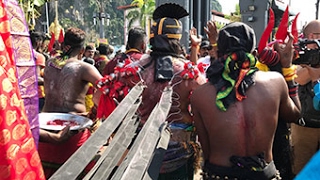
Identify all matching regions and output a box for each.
[4,1,320,180]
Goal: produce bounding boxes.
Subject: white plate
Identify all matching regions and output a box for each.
[39,113,93,131]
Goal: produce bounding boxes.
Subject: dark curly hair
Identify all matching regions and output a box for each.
[63,27,86,56]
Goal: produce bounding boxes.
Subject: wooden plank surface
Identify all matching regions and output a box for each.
[85,99,141,179]
[112,86,173,180]
[49,84,144,180]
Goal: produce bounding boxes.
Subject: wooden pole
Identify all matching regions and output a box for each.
[316,0,319,20]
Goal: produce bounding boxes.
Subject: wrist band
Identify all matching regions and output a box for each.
[287,81,298,97]
[211,43,217,47]
[191,44,199,48]
[282,65,297,81]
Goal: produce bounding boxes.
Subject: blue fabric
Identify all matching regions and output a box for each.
[313,83,320,110]
[295,150,320,180]
[169,123,192,130]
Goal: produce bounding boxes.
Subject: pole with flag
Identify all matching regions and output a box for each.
[49,0,63,41]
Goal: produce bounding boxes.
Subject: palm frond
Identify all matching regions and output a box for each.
[127,10,139,28]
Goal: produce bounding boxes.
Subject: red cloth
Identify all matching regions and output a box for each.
[86,85,94,95]
[103,48,143,76]
[96,94,116,119]
[58,29,64,44]
[97,49,143,119]
[0,1,45,179]
[38,129,91,178]
[48,33,55,53]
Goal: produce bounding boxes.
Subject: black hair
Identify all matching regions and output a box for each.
[30,31,44,49]
[127,27,147,50]
[64,28,85,49]
[62,27,86,56]
[96,44,109,55]
[150,38,184,58]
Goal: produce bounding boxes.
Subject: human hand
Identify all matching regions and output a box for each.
[55,125,80,143]
[189,27,201,46]
[40,125,78,144]
[300,65,320,82]
[274,32,294,68]
[204,21,218,44]
[56,125,72,142]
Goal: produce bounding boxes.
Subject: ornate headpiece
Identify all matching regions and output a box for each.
[150,3,189,48]
[258,6,300,66]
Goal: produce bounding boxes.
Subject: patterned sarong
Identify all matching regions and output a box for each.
[0,1,45,179]
[4,0,39,147]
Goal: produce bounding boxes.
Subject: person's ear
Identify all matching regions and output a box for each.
[78,47,85,59]
[80,47,85,54]
[141,42,147,53]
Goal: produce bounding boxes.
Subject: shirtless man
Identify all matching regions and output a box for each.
[39,27,103,178]
[190,22,301,179]
[132,4,206,179]
[94,3,206,179]
[42,28,102,114]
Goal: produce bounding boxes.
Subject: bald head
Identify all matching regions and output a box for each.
[303,20,320,37]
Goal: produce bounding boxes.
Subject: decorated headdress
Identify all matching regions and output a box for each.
[258,6,300,67]
[207,22,258,111]
[150,3,188,51]
[218,22,256,56]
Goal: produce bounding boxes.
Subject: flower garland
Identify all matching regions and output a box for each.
[96,59,141,98]
[180,62,207,80]
[95,59,141,119]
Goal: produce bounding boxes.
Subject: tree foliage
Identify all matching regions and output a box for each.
[211,0,222,13]
[19,0,48,30]
[28,0,132,46]
[22,0,240,46]
[127,0,155,29]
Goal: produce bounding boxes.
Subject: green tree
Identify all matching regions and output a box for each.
[127,0,155,29]
[211,0,222,13]
[225,4,241,22]
[45,0,131,45]
[19,0,48,30]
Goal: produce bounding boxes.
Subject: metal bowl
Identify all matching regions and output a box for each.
[38,112,93,131]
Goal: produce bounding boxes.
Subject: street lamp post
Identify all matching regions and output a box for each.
[93,0,110,39]
[99,12,106,38]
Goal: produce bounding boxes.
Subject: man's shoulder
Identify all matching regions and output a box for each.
[127,51,143,61]
[253,71,288,95]
[190,83,213,104]
[255,70,284,81]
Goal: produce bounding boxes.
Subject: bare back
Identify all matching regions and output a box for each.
[137,56,206,124]
[43,58,102,114]
[191,71,299,167]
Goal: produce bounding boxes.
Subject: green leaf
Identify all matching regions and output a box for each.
[34,0,46,7]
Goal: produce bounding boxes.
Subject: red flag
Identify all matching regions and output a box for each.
[258,8,274,53]
[275,6,289,42]
[291,13,300,43]
[47,32,55,52]
[58,29,64,43]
